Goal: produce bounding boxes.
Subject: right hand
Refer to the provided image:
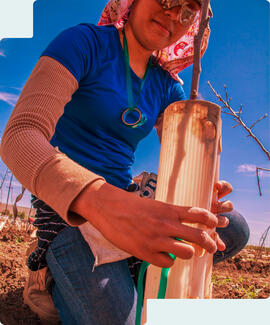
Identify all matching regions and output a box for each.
[71,180,222,268]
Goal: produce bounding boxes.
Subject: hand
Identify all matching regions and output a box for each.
[72,181,223,268]
[211,180,234,251]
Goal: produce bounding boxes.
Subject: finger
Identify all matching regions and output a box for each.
[215,180,233,199]
[148,252,175,268]
[215,232,226,251]
[166,223,217,254]
[148,242,195,268]
[212,200,234,215]
[177,207,218,229]
[159,239,195,261]
[217,200,234,214]
[216,214,229,228]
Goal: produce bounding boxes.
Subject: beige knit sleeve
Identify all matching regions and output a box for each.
[0,56,105,225]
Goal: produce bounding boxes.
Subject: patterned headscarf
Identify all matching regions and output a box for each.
[98,0,212,83]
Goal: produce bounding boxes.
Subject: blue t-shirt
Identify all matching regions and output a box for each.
[42,23,186,189]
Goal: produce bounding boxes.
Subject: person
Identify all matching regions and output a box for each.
[0,0,250,324]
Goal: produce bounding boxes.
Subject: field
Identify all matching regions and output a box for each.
[0,221,269,325]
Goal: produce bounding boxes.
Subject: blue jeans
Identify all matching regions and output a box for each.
[46,210,249,325]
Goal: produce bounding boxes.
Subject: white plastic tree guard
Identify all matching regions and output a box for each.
[142,100,221,324]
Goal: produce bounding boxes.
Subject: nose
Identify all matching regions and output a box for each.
[164,6,181,21]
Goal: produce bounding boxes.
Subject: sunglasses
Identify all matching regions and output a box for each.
[157,0,201,26]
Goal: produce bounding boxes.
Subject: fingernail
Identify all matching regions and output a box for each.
[211,243,217,254]
[220,242,226,251]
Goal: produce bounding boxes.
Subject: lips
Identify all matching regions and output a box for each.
[153,20,172,36]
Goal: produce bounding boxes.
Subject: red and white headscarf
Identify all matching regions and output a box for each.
[98,0,212,83]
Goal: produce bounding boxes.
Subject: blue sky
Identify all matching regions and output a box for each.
[0,0,269,246]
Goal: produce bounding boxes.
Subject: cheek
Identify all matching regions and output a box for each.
[171,26,190,43]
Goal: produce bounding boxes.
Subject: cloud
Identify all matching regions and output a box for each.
[0,91,19,106]
[9,86,23,91]
[237,164,270,177]
[237,164,257,173]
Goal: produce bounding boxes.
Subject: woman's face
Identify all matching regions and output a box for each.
[127,0,200,51]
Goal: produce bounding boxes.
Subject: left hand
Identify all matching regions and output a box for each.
[211,180,234,251]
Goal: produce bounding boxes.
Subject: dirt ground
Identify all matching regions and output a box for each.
[0,223,269,325]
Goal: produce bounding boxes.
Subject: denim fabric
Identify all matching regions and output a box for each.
[213,210,250,264]
[46,210,249,325]
[46,226,137,325]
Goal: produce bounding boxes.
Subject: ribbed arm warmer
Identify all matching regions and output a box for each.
[0,56,105,225]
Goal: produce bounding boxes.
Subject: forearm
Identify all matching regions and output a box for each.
[69,179,110,227]
[0,56,105,225]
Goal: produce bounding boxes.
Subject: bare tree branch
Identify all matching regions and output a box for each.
[12,187,25,220]
[257,225,270,256]
[208,82,270,161]
[249,113,268,130]
[256,167,262,197]
[221,111,235,117]
[0,168,9,191]
[256,167,270,196]
[232,122,241,129]
[239,104,243,117]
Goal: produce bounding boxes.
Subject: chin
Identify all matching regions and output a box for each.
[133,24,173,52]
[140,34,171,52]
[146,25,176,50]
[149,40,172,51]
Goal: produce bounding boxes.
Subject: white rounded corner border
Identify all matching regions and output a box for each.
[0,0,37,40]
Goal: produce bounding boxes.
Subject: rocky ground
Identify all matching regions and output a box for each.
[0,223,269,325]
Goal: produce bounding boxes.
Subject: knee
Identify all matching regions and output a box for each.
[220,210,250,249]
[214,210,250,264]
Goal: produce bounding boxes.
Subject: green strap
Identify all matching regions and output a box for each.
[135,239,183,324]
[157,239,182,299]
[157,253,177,299]
[135,261,150,325]
[122,29,152,109]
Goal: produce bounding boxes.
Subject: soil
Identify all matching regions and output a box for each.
[0,223,269,325]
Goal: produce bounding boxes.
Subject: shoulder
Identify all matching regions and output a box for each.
[41,23,118,82]
[71,23,116,38]
[50,23,117,48]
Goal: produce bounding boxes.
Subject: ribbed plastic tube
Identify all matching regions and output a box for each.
[141,100,221,324]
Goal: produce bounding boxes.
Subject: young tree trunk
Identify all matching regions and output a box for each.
[190,0,211,99]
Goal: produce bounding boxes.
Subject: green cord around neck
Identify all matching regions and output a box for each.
[121,29,152,128]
